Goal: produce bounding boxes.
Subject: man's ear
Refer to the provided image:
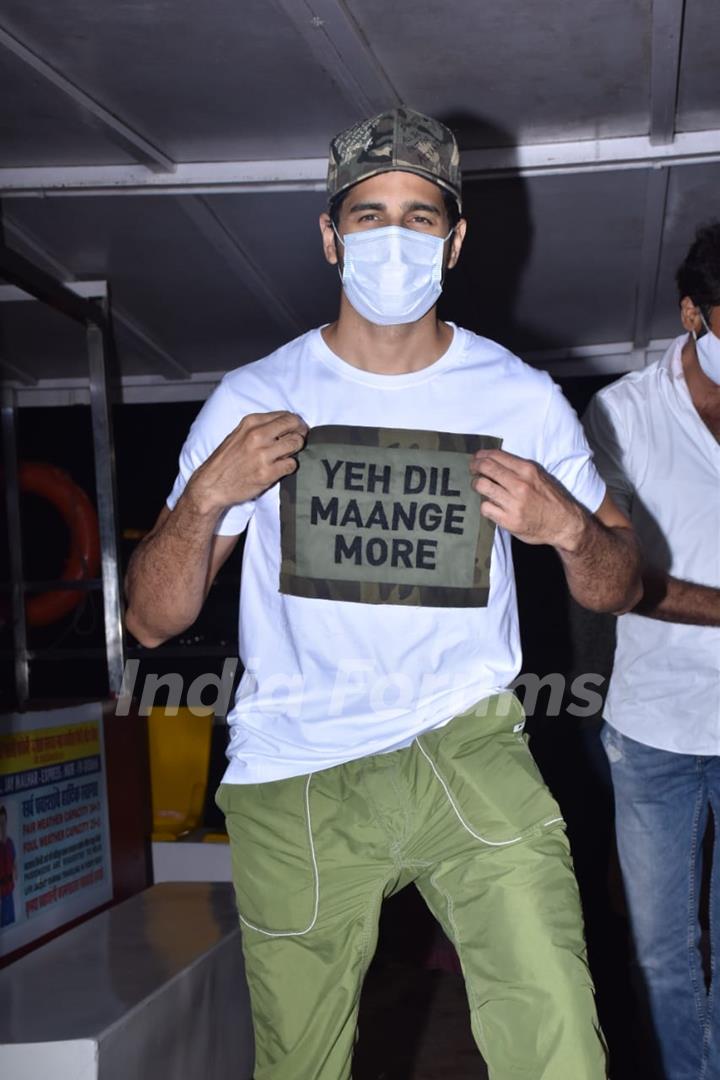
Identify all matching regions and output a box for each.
[319,212,339,266]
[446,217,467,270]
[680,295,703,334]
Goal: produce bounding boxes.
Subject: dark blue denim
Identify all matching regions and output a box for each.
[602,723,720,1080]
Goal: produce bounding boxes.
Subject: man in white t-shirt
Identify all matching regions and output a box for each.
[126,108,640,1079]
[584,222,720,1080]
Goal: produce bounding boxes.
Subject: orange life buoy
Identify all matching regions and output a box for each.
[19,463,101,627]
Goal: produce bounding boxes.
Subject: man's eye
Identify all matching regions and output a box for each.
[409,216,432,226]
[358,213,379,222]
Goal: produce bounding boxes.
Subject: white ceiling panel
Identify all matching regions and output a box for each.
[675,0,720,134]
[3,195,297,374]
[651,162,720,339]
[0,0,362,163]
[351,0,652,146]
[0,49,135,167]
[208,191,338,330]
[441,170,647,352]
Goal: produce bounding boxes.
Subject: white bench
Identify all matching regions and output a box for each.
[152,838,233,884]
[0,882,253,1080]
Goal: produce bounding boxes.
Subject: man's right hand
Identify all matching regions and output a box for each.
[187,411,308,516]
[125,410,308,647]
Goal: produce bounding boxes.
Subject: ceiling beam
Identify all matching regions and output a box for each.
[0,352,37,386]
[649,0,687,145]
[1,215,75,280]
[177,196,304,338]
[3,128,720,197]
[8,371,227,406]
[633,167,670,348]
[2,217,191,379]
[526,338,674,376]
[0,243,105,326]
[5,338,678,405]
[274,0,400,114]
[0,280,106,302]
[0,210,40,384]
[0,158,327,198]
[0,22,175,173]
[108,306,191,381]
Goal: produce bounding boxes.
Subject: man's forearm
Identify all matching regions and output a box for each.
[557,515,642,615]
[125,485,223,647]
[634,572,720,626]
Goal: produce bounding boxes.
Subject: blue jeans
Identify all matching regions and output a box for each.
[602,724,720,1080]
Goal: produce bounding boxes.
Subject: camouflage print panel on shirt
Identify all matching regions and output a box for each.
[279,425,501,607]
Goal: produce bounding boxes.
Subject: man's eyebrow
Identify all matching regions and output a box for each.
[347,201,386,213]
[401,201,441,214]
[346,200,441,214]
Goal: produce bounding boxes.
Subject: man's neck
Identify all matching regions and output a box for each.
[321,298,454,375]
[681,336,720,442]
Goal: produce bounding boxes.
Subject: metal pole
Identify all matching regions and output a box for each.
[87,310,125,696]
[1,386,29,703]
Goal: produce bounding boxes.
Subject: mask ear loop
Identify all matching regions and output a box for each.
[330,221,346,285]
[440,224,457,286]
[692,306,711,342]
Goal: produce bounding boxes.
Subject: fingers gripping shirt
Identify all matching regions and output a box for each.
[166,325,606,782]
[166,378,258,535]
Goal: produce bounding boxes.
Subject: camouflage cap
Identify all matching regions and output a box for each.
[327,107,462,211]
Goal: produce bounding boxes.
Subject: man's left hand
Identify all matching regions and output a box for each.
[470,449,585,550]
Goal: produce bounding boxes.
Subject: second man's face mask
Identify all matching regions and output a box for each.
[334,224,454,326]
[694,310,720,385]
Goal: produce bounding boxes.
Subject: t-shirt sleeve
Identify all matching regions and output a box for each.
[166,377,256,536]
[540,382,606,513]
[582,391,636,518]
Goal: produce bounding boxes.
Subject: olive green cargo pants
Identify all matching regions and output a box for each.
[216,693,607,1079]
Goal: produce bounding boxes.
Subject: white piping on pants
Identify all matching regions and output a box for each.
[416,737,535,848]
[237,773,320,938]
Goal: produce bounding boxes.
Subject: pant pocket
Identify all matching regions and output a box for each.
[217,776,319,936]
[418,697,563,846]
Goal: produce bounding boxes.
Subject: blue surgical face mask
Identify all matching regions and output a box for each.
[693,310,720,385]
[333,224,454,326]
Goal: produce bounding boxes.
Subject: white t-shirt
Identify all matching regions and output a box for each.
[584,335,720,755]
[167,324,606,782]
